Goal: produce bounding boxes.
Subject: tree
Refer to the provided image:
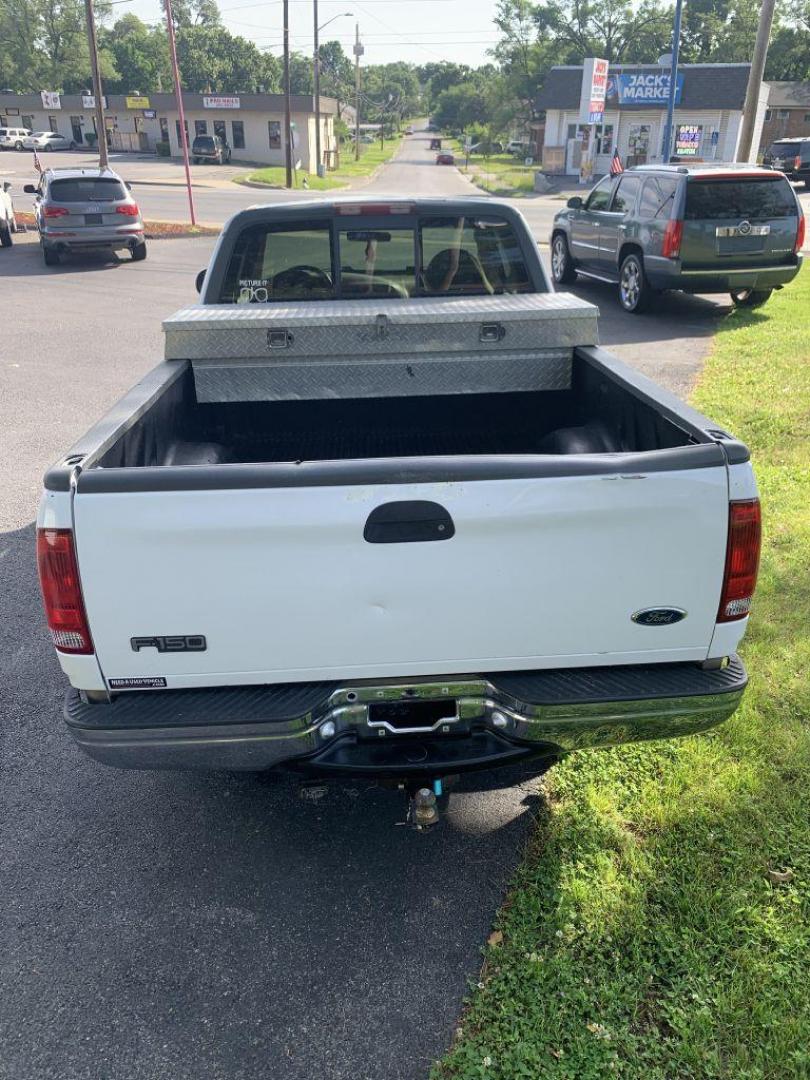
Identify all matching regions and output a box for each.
[101,14,170,94]
[432,81,489,131]
[531,0,673,64]
[0,0,118,92]
[175,24,279,92]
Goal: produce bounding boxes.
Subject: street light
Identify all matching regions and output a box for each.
[314,4,352,176]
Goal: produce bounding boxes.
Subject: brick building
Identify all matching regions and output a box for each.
[759,82,810,153]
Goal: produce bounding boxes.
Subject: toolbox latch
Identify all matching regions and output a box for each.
[267,329,294,349]
[479,322,506,343]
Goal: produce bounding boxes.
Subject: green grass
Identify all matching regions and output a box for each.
[448,140,536,197]
[238,136,403,190]
[434,268,810,1080]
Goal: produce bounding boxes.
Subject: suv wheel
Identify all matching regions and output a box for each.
[131,241,147,262]
[618,252,651,313]
[14,140,23,151]
[551,233,577,285]
[42,245,60,266]
[730,288,773,309]
[0,223,12,248]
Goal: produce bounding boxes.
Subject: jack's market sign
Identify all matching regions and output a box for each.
[607,72,684,106]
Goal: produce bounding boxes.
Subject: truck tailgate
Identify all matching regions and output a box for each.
[74,464,730,688]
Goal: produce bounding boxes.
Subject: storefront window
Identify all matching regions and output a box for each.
[214,120,227,142]
[175,119,189,145]
[232,120,245,149]
[159,117,169,141]
[195,120,208,136]
[48,116,58,133]
[22,115,34,130]
[595,125,614,155]
[268,120,281,149]
[675,124,702,157]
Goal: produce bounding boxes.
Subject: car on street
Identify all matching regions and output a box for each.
[0,178,15,246]
[405,125,414,135]
[38,197,757,825]
[762,137,810,188]
[0,126,32,151]
[24,166,146,266]
[191,134,231,164]
[436,151,454,165]
[23,131,76,151]
[550,163,804,312]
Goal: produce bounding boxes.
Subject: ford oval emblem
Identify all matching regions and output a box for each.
[632,607,687,626]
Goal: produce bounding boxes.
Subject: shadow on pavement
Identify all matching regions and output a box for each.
[1,520,545,1080]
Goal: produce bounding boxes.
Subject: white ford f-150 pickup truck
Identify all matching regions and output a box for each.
[37,197,760,808]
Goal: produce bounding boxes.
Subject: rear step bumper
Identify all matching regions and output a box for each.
[64,657,747,774]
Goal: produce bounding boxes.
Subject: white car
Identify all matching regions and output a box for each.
[23,131,76,152]
[0,127,32,151]
[0,179,15,245]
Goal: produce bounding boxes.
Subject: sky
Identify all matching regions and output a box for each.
[124,0,503,69]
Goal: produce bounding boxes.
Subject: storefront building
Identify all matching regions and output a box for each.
[538,63,767,177]
[0,91,338,173]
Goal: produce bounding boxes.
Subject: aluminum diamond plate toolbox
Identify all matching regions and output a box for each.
[163,293,598,402]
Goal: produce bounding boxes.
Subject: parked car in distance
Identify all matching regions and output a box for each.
[405,125,414,135]
[762,137,810,188]
[191,134,231,164]
[0,126,32,151]
[429,137,442,150]
[24,166,146,266]
[550,163,805,312]
[0,179,15,246]
[23,131,76,151]
[436,152,455,165]
[506,139,529,155]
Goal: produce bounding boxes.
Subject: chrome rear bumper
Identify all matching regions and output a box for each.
[64,657,747,774]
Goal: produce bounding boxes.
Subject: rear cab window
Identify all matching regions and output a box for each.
[685,177,798,220]
[218,214,537,303]
[48,177,127,202]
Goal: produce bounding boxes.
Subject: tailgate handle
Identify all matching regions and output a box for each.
[364,501,455,544]
[480,322,506,343]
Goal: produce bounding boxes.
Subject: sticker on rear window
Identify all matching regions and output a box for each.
[108,677,168,689]
[238,278,272,303]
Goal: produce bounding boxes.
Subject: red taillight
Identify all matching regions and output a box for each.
[116,203,140,217]
[36,529,93,654]
[717,500,761,623]
[662,219,683,259]
[43,206,69,218]
[794,155,802,170]
[795,211,805,255]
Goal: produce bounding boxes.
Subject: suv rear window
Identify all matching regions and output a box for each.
[49,177,126,202]
[218,215,536,302]
[685,178,797,220]
[769,141,808,158]
[194,137,215,148]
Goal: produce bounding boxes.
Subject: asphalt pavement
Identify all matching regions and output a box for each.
[0,130,759,1080]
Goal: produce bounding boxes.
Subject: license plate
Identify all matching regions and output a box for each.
[85,214,103,225]
[717,236,766,256]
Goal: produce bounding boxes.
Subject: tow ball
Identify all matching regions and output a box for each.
[403,779,443,830]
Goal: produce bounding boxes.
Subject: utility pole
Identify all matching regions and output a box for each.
[283,0,293,187]
[83,0,108,168]
[164,0,196,225]
[737,0,776,162]
[661,0,683,163]
[313,0,322,177]
[353,22,363,161]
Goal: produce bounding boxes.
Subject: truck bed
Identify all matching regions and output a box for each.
[86,349,696,473]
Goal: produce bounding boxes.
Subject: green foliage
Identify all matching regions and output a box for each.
[435,268,810,1079]
[0,0,118,92]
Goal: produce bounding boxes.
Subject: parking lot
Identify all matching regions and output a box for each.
[0,133,805,1079]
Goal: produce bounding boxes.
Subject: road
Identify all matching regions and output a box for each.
[0,129,763,1080]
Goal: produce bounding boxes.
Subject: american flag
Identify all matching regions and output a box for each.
[32,148,43,174]
[609,148,624,176]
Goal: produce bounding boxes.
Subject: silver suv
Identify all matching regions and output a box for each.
[0,127,32,151]
[24,167,146,266]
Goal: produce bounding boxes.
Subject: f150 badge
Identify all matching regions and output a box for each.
[131,635,207,652]
[632,608,686,626]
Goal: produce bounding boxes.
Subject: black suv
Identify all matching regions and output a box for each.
[550,163,804,312]
[191,134,232,165]
[762,137,810,188]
